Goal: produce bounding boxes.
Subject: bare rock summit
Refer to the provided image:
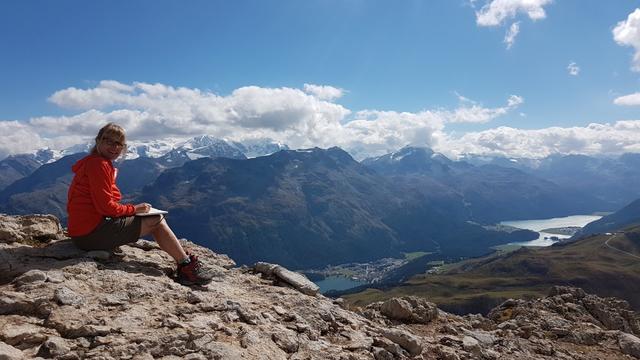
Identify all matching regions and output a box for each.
[0,214,639,359]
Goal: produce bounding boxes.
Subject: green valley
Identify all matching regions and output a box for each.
[344,226,640,315]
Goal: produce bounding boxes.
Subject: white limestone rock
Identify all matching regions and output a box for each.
[254,262,319,296]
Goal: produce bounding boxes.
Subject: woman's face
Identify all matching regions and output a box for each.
[97,136,126,160]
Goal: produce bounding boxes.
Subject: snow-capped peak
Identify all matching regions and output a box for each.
[15,135,290,165]
[32,148,63,164]
[125,138,184,160]
[239,138,289,158]
[178,135,228,151]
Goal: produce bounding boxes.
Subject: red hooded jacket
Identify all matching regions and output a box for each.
[67,153,135,237]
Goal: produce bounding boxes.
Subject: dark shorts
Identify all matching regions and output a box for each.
[71,216,143,251]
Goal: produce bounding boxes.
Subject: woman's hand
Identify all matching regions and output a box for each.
[134,203,151,214]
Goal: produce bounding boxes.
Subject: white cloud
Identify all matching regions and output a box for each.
[335,95,521,158]
[46,81,351,145]
[504,22,520,49]
[475,0,552,48]
[613,8,640,72]
[340,110,446,159]
[0,121,46,160]
[439,94,522,123]
[443,121,640,159]
[567,62,580,76]
[454,91,475,104]
[476,0,552,26]
[303,84,345,101]
[613,92,640,106]
[16,80,640,162]
[1,81,523,161]
[4,81,640,161]
[9,80,640,162]
[48,80,136,110]
[507,94,524,107]
[440,105,507,124]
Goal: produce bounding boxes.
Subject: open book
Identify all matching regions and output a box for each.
[136,207,168,216]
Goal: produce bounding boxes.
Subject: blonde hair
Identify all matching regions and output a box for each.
[91,123,127,159]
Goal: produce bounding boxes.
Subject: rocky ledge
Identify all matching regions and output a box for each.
[0,214,639,359]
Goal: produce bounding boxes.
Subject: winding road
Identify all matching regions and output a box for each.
[604,233,640,260]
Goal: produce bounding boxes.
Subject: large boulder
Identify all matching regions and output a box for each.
[253,262,319,296]
[380,296,438,324]
[381,328,423,356]
[619,333,640,358]
[0,214,64,244]
[618,333,640,359]
[582,295,639,334]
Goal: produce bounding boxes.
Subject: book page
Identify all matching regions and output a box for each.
[136,207,168,216]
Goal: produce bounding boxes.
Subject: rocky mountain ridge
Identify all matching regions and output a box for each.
[1,214,639,359]
[363,146,609,223]
[5,142,640,213]
[137,147,537,268]
[0,152,50,191]
[0,154,85,221]
[463,152,640,210]
[0,136,288,193]
[0,147,539,269]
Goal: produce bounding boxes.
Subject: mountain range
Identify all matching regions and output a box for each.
[0,136,288,192]
[364,147,608,223]
[0,136,287,219]
[464,152,640,210]
[0,153,84,219]
[0,149,61,190]
[3,139,640,269]
[136,147,538,268]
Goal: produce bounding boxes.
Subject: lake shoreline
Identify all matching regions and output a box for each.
[313,214,605,293]
[501,214,603,247]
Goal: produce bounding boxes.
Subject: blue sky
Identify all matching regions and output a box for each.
[2,0,640,160]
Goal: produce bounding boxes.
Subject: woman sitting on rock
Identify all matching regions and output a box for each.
[66,122,212,285]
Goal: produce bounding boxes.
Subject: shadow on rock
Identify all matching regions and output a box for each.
[0,239,173,284]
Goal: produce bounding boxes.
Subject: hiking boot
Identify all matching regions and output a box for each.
[111,246,125,257]
[177,254,213,285]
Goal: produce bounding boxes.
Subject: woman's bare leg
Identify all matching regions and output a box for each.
[140,216,187,263]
